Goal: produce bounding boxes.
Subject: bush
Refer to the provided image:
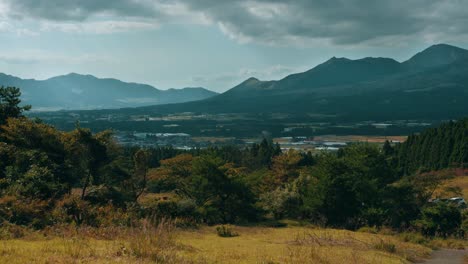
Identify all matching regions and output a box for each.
[85,186,129,207]
[52,194,138,227]
[360,208,387,227]
[414,203,462,237]
[52,195,99,226]
[215,225,238,237]
[399,232,429,245]
[0,196,52,228]
[142,198,200,223]
[461,210,468,239]
[0,222,29,239]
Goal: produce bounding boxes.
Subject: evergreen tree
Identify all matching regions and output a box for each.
[0,86,31,125]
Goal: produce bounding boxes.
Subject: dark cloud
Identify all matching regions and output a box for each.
[6,0,158,21]
[5,0,468,45]
[183,0,468,45]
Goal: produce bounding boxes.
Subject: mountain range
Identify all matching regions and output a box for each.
[121,43,468,121]
[3,44,468,122]
[0,73,217,110]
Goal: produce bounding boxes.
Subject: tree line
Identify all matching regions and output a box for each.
[394,119,468,175]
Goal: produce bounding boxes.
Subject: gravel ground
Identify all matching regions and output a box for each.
[422,249,468,264]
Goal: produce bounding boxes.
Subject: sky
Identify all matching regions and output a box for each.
[1,0,468,92]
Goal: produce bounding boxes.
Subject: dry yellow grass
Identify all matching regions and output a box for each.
[177,226,431,263]
[0,225,434,264]
[435,175,468,199]
[0,238,136,264]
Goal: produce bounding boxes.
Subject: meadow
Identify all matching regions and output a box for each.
[0,223,444,264]
[437,174,468,200]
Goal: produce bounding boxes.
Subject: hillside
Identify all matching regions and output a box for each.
[0,73,217,110]
[117,44,468,122]
[396,118,468,174]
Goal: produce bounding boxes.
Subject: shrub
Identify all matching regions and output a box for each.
[414,203,462,237]
[461,210,468,239]
[215,225,238,237]
[0,196,52,228]
[0,221,29,239]
[85,185,129,207]
[360,207,387,227]
[399,232,429,245]
[52,194,138,227]
[52,194,99,226]
[141,198,200,225]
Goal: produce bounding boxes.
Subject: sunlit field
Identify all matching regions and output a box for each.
[0,224,444,264]
[438,175,468,200]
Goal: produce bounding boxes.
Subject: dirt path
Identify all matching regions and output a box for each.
[422,249,468,264]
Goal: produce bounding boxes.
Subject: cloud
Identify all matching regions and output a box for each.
[3,0,468,45]
[1,0,206,34]
[182,0,468,46]
[40,20,159,34]
[0,20,39,36]
[5,0,158,21]
[0,50,115,64]
[238,64,299,79]
[181,0,468,46]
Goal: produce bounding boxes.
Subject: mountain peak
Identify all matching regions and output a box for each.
[323,56,351,65]
[426,43,464,51]
[234,77,261,87]
[244,77,260,83]
[46,72,97,82]
[65,72,96,79]
[404,43,468,69]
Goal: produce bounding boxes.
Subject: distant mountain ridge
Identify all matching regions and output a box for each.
[402,43,468,70]
[120,43,468,121]
[0,73,217,110]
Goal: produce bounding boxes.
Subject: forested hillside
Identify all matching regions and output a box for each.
[396,119,468,175]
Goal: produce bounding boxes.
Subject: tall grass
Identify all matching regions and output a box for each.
[0,218,193,263]
[125,218,180,263]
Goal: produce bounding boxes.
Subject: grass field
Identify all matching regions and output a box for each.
[176,226,432,263]
[437,175,468,200]
[0,224,440,264]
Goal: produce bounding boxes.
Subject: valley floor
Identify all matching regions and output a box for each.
[2,225,465,264]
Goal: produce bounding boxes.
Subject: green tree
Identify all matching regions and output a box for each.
[0,86,31,125]
[301,144,397,228]
[63,128,109,200]
[0,118,70,199]
[415,203,462,237]
[162,154,257,224]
